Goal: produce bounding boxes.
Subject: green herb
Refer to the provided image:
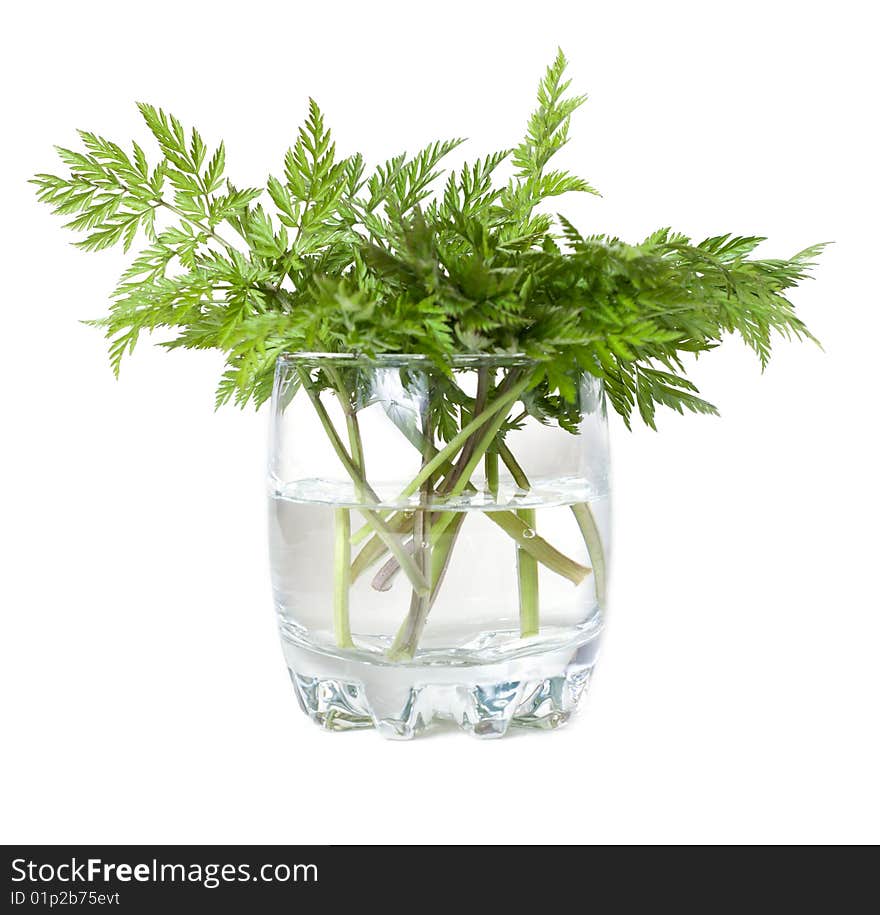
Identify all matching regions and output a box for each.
[30,49,822,424]
[32,50,823,659]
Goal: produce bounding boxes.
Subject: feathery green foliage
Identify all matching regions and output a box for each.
[32,49,822,426]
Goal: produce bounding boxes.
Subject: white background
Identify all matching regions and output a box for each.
[2,0,878,845]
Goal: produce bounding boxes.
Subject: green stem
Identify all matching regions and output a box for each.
[336,365,591,657]
[333,508,354,647]
[430,513,465,593]
[387,508,431,661]
[357,500,590,590]
[516,507,540,637]
[485,451,499,498]
[398,373,532,500]
[325,365,366,494]
[498,440,530,489]
[437,366,490,495]
[158,200,239,257]
[386,509,466,660]
[487,510,590,585]
[326,368,366,646]
[442,382,528,501]
[418,375,533,550]
[498,445,541,634]
[295,367,430,596]
[571,502,607,606]
[483,372,500,499]
[387,407,435,661]
[351,512,413,582]
[351,509,396,546]
[350,375,527,546]
[351,491,590,589]
[349,372,524,553]
[360,513,428,596]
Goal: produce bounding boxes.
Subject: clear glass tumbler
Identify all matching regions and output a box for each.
[268,353,610,738]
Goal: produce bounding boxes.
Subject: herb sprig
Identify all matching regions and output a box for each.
[32,50,822,428]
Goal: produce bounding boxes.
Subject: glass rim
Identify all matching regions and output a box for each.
[278,351,538,368]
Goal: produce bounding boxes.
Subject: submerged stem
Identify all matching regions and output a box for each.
[301,362,593,661]
[387,509,432,661]
[350,385,591,588]
[353,498,589,588]
[332,508,354,648]
[415,373,534,552]
[387,407,435,661]
[485,450,499,498]
[351,512,414,582]
[430,513,465,594]
[487,510,590,585]
[296,367,430,596]
[499,448,541,636]
[371,539,413,591]
[571,502,607,606]
[516,507,540,637]
[349,372,527,547]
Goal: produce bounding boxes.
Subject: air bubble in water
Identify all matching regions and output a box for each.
[522,528,536,539]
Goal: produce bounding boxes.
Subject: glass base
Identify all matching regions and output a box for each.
[281,631,601,740]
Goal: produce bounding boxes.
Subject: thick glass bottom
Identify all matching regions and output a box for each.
[280,626,601,740]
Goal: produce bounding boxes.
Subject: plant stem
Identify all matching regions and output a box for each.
[296,367,430,596]
[350,407,592,588]
[371,539,413,591]
[437,367,490,495]
[430,513,465,592]
[516,507,540,637]
[498,446,541,635]
[354,496,590,589]
[498,440,530,489]
[349,373,526,546]
[387,407,435,661]
[387,510,432,661]
[487,510,590,585]
[157,200,239,257]
[483,372,500,500]
[332,365,591,657]
[485,451,499,498]
[386,509,465,660]
[398,373,532,500]
[326,367,366,646]
[413,374,534,553]
[325,365,367,495]
[351,512,414,581]
[440,380,529,501]
[332,508,354,647]
[571,502,607,606]
[349,371,522,555]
